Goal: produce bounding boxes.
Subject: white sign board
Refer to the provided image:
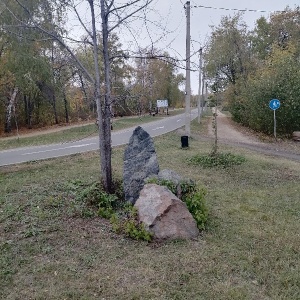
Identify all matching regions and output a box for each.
[157,99,168,108]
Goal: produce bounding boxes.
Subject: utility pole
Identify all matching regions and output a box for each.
[201,71,205,114]
[205,81,208,109]
[197,47,203,123]
[185,1,191,136]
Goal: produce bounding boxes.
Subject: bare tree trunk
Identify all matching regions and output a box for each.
[52,94,59,124]
[5,87,18,133]
[63,90,69,123]
[100,0,113,192]
[24,95,33,129]
[89,0,112,192]
[79,73,90,111]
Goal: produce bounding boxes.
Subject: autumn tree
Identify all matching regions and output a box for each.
[0,0,73,132]
[233,7,300,135]
[204,6,300,135]
[1,0,156,192]
[204,13,252,87]
[129,48,184,113]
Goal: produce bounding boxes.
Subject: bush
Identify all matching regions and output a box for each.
[229,46,300,136]
[184,190,208,230]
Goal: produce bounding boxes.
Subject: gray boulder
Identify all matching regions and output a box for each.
[134,184,199,240]
[156,169,194,200]
[123,126,159,204]
[158,169,184,185]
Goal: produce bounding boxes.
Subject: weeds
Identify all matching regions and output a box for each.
[188,152,246,168]
[67,179,121,219]
[67,180,153,241]
[110,205,153,242]
[147,178,208,230]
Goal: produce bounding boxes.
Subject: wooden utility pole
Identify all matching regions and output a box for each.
[197,47,203,123]
[185,1,191,136]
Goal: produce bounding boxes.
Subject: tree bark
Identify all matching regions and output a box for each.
[5,87,19,133]
[52,94,59,124]
[63,90,69,123]
[100,0,113,192]
[24,95,33,129]
[88,0,112,192]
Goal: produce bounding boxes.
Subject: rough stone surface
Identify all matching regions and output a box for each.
[158,169,184,185]
[123,126,159,204]
[155,169,194,199]
[134,184,199,240]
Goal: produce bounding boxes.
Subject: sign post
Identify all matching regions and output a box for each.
[156,99,168,108]
[269,99,280,139]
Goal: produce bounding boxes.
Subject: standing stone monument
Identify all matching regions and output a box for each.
[123,126,159,204]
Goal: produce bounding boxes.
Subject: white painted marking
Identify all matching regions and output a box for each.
[152,126,164,131]
[21,143,97,155]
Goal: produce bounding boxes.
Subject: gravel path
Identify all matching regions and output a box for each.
[194,110,300,162]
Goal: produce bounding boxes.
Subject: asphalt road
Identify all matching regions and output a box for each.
[0,109,198,166]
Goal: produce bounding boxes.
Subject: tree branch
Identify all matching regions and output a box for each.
[108,0,154,33]
[108,0,143,14]
[4,0,95,83]
[73,5,93,39]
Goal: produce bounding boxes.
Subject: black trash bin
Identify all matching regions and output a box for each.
[181,136,189,148]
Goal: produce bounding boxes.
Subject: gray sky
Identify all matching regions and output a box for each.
[69,0,299,93]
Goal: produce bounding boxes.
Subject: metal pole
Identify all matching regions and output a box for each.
[205,81,208,111]
[197,48,202,123]
[185,1,191,136]
[274,110,276,139]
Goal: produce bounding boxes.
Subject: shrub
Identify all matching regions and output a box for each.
[184,189,208,230]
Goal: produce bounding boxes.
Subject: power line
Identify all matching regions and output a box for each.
[191,4,288,14]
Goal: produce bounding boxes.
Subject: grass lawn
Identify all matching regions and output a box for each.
[0,117,299,299]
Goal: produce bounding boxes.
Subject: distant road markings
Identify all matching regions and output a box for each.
[1,109,199,166]
[21,143,97,156]
[152,126,165,131]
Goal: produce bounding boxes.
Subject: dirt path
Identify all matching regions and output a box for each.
[194,110,300,162]
[208,110,261,144]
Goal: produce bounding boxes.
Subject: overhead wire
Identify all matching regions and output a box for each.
[190,4,288,14]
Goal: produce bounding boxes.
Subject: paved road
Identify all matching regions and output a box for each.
[0,109,198,166]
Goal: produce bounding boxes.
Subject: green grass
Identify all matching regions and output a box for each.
[0,110,184,151]
[188,152,246,168]
[0,116,299,299]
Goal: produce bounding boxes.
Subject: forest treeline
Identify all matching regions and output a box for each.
[204,6,300,136]
[0,1,184,134]
[1,3,299,137]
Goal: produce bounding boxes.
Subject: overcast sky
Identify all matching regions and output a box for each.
[69,0,299,94]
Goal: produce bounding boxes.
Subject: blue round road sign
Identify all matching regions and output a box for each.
[269,99,280,110]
